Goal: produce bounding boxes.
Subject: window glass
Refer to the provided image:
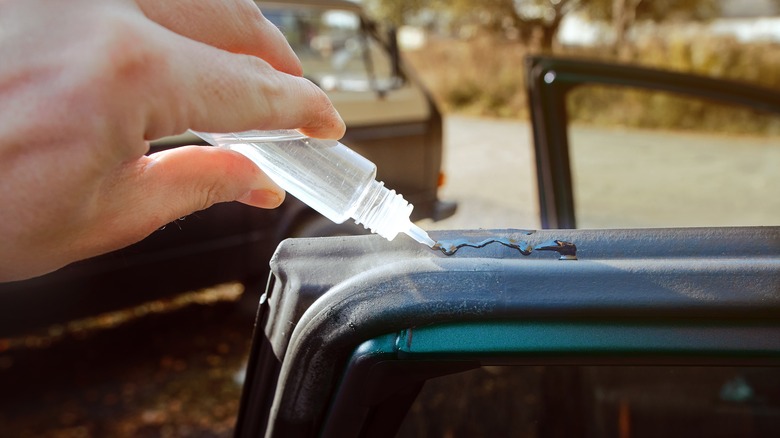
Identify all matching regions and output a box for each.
[566,86,780,228]
[397,366,780,437]
[264,7,395,92]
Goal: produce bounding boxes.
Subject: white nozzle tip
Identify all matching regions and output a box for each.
[405,223,435,247]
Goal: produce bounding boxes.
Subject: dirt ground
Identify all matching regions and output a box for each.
[0,284,256,437]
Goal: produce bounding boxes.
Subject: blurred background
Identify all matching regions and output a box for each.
[385,0,780,230]
[1,0,778,436]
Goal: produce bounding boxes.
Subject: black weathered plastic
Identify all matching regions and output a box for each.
[235,227,780,437]
[526,56,780,229]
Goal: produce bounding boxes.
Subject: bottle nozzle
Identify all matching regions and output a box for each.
[404,223,435,248]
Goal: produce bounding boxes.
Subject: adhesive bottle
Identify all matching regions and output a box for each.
[191,129,435,247]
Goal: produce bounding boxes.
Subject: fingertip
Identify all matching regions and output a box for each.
[298,120,346,140]
[255,12,303,76]
[237,188,286,208]
[142,146,283,214]
[171,45,344,138]
[297,98,346,140]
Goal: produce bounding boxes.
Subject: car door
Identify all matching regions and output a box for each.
[232,56,779,438]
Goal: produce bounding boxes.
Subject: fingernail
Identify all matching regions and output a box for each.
[237,189,285,208]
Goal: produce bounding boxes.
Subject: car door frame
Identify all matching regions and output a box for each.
[525,55,780,229]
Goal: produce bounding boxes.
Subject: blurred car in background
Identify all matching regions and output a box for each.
[0,0,455,337]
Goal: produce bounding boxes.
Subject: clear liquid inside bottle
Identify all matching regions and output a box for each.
[192,130,435,247]
[201,130,375,223]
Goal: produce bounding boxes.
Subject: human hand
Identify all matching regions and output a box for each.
[0,0,346,280]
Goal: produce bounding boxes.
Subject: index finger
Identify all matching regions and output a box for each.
[141,26,345,140]
[135,0,303,76]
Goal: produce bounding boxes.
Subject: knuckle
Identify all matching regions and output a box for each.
[94,20,160,82]
[199,185,222,211]
[194,175,238,212]
[72,16,166,125]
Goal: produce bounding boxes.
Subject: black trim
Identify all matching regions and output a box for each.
[525,56,780,229]
[236,227,780,437]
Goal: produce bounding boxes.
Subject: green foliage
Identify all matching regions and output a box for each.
[565,35,780,134]
[381,0,777,134]
[364,0,430,27]
[405,39,527,116]
[367,0,720,47]
[405,33,780,135]
[583,0,720,22]
[404,36,529,117]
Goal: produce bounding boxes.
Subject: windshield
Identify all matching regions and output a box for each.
[264,6,397,92]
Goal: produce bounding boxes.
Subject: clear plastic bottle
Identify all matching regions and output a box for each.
[191,129,435,247]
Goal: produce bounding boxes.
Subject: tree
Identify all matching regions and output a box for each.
[612,0,643,56]
[512,0,580,50]
[366,0,721,52]
[583,0,720,55]
[366,0,579,51]
[365,0,429,27]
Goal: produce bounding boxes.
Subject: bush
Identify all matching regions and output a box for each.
[404,35,530,118]
[404,31,780,135]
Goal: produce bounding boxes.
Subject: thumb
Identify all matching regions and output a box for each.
[66,146,284,269]
[145,144,284,207]
[125,146,284,232]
